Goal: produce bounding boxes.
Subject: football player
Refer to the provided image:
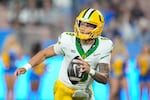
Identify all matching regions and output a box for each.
[14,8,113,100]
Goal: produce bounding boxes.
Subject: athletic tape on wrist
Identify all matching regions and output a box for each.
[23,63,32,71]
[89,68,96,76]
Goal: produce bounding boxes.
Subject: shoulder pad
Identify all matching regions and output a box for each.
[65,32,75,36]
[100,37,109,40]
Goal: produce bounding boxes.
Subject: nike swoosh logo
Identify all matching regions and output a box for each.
[100,55,109,59]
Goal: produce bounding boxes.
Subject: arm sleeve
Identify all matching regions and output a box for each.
[53,33,65,55]
[99,40,113,64]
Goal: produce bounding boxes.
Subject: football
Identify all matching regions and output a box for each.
[67,56,84,84]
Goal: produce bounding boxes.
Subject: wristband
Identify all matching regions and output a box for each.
[23,63,32,71]
[89,68,96,76]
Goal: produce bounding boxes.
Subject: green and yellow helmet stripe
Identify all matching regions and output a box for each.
[87,9,96,19]
[82,8,95,19]
[82,8,90,18]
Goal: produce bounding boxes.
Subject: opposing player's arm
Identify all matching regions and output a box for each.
[92,63,110,84]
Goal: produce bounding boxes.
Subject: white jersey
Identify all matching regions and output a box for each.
[54,32,113,89]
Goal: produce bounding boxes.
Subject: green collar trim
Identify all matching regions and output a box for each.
[76,38,99,59]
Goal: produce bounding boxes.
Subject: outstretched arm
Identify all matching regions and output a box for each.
[15,46,56,76]
[29,46,56,67]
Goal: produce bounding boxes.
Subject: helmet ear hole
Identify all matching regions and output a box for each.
[78,20,81,27]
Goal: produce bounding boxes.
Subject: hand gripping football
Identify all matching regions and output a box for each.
[67,56,84,84]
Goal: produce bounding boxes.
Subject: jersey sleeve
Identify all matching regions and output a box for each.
[53,33,65,55]
[99,40,113,64]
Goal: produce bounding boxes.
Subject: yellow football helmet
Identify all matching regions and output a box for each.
[74,8,104,40]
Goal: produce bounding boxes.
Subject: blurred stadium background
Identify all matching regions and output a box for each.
[0,0,150,100]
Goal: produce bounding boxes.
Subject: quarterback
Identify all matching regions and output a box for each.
[15,8,113,100]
